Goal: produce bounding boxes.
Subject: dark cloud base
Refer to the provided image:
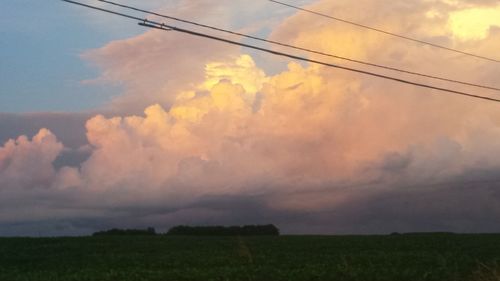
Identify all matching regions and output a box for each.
[1,179,499,237]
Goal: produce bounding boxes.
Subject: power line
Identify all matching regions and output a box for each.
[269,0,500,64]
[61,0,500,104]
[96,0,500,92]
[64,0,143,21]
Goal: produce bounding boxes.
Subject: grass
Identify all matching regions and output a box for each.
[0,234,499,281]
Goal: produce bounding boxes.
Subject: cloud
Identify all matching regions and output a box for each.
[0,129,63,190]
[2,0,500,235]
[81,0,291,115]
[447,5,500,41]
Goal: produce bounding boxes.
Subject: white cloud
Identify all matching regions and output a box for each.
[0,129,63,189]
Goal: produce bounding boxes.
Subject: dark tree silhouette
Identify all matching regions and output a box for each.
[92,227,156,236]
[166,224,280,236]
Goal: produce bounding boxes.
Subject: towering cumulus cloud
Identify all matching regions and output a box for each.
[0,129,63,190]
[2,0,500,235]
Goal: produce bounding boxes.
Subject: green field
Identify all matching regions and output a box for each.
[1,234,499,281]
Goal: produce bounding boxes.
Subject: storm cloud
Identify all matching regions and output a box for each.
[1,0,500,236]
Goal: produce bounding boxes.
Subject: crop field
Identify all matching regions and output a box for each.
[0,234,499,281]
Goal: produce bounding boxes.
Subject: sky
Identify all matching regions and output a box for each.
[1,0,500,236]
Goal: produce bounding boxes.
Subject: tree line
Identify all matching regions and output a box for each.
[92,227,157,236]
[166,224,280,236]
[92,224,280,236]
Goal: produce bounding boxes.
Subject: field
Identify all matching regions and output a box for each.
[0,234,499,281]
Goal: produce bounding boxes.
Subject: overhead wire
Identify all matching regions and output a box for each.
[269,0,500,64]
[95,0,500,92]
[61,0,500,103]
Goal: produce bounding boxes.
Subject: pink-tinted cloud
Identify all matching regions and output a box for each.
[0,129,63,189]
